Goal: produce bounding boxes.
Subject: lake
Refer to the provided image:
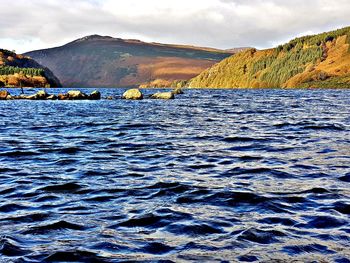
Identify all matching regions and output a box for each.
[0,88,349,262]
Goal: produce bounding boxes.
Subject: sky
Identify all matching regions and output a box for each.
[0,0,349,53]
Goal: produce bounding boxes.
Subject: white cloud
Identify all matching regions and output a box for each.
[0,0,349,53]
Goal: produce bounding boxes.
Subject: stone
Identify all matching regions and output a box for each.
[106,96,114,100]
[36,90,49,100]
[67,90,87,100]
[89,90,101,100]
[150,91,175,100]
[122,89,143,100]
[19,90,49,100]
[13,94,27,100]
[0,90,10,100]
[173,88,184,94]
[26,94,38,100]
[58,93,69,100]
[46,95,57,100]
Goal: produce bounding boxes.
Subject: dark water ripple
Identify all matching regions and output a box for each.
[0,88,350,262]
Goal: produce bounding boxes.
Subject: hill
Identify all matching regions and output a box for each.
[25,35,237,88]
[188,27,350,89]
[0,49,61,88]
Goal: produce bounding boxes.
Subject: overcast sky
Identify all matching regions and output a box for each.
[0,0,349,53]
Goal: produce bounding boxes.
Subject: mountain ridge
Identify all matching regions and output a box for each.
[25,35,243,88]
[69,34,238,53]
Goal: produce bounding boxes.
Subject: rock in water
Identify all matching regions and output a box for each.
[150,92,175,100]
[24,90,49,100]
[36,90,49,100]
[46,95,57,100]
[58,94,69,100]
[13,94,27,100]
[89,90,101,100]
[173,88,184,94]
[0,90,10,100]
[26,94,38,100]
[67,90,88,100]
[122,89,143,100]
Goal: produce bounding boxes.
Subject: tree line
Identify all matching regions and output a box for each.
[0,66,45,77]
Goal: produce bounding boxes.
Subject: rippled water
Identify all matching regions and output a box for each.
[0,88,349,262]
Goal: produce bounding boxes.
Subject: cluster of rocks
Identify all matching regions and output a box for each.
[122,88,183,100]
[0,88,184,101]
[0,90,101,100]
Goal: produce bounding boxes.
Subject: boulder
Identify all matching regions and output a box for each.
[0,90,10,100]
[46,95,57,100]
[67,90,88,100]
[173,88,184,95]
[13,94,25,100]
[150,91,175,100]
[122,89,143,100]
[26,94,38,100]
[36,90,49,100]
[58,93,69,100]
[21,90,49,100]
[106,96,114,100]
[89,90,101,100]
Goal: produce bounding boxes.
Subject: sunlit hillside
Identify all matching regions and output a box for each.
[189,27,350,88]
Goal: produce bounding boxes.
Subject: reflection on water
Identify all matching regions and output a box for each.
[0,88,349,262]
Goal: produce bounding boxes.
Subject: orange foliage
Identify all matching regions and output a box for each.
[285,35,350,87]
[2,73,48,87]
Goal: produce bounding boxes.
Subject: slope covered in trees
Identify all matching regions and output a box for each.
[189,27,350,88]
[0,49,61,87]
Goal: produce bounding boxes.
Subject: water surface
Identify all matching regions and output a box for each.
[0,88,349,262]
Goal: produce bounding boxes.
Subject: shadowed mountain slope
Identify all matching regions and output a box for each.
[25,35,238,88]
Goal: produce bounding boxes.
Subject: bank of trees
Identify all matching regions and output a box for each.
[277,26,350,54]
[0,66,45,77]
[259,46,323,86]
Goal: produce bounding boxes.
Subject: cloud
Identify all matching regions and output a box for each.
[0,0,349,53]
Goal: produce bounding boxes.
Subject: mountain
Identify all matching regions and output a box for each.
[189,27,350,89]
[0,49,61,88]
[25,35,238,88]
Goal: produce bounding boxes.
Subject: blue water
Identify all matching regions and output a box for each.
[0,88,349,262]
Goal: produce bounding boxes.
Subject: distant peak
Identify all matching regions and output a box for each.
[225,47,253,53]
[75,35,114,42]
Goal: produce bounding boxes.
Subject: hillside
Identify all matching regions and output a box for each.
[25,35,237,88]
[0,49,61,88]
[189,27,350,89]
